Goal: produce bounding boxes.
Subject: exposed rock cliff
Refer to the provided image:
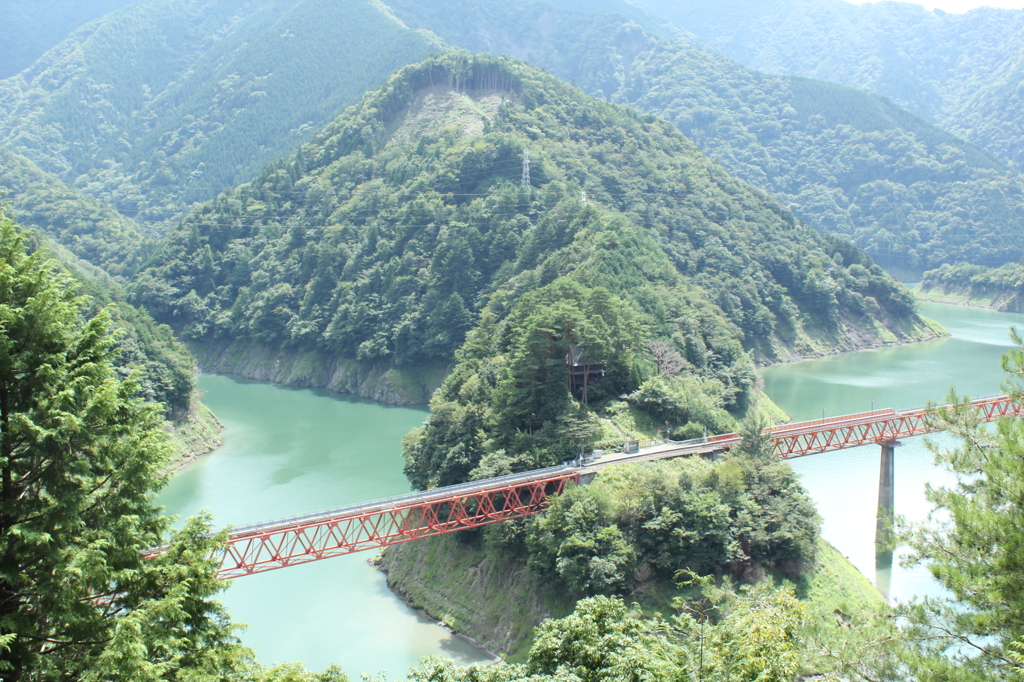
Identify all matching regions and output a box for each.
[378,533,570,661]
[191,338,448,405]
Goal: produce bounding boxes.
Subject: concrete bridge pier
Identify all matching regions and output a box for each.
[875,440,900,599]
[875,440,901,546]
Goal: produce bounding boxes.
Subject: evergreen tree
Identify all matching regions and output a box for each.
[897,329,1024,679]
[0,216,243,680]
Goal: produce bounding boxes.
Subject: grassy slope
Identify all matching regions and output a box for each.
[798,538,885,617]
[379,532,571,662]
[164,399,223,472]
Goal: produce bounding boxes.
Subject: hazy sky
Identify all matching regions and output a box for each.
[848,0,1023,10]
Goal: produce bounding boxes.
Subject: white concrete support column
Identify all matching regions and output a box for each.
[875,440,900,545]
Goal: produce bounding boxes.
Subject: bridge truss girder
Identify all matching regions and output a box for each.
[218,473,577,579]
[210,395,1023,579]
[770,396,1024,459]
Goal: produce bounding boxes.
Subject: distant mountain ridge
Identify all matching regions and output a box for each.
[0,0,439,230]
[627,0,1024,173]
[381,0,1024,273]
[0,0,144,79]
[1,0,1021,276]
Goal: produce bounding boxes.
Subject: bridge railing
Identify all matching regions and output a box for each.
[892,393,1009,416]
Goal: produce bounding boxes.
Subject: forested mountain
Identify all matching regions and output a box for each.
[919,261,1024,313]
[0,209,196,424]
[4,4,1020,679]
[130,54,932,397]
[0,0,143,79]
[3,0,1021,275]
[0,151,201,419]
[383,0,1024,274]
[0,0,439,231]
[628,0,1024,174]
[0,148,154,278]
[596,31,1024,272]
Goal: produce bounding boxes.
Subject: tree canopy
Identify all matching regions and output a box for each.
[130,53,928,386]
[894,330,1024,679]
[0,0,438,232]
[0,217,240,680]
[400,330,1024,682]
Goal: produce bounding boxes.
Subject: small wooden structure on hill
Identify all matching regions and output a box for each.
[566,346,605,405]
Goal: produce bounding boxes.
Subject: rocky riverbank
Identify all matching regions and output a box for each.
[914,284,1024,313]
[189,338,449,405]
[760,309,948,366]
[377,533,571,662]
[164,398,224,473]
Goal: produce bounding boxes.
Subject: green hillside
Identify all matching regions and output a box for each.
[610,37,1024,273]
[629,0,1024,174]
[130,54,933,394]
[0,147,154,279]
[919,261,1024,313]
[0,213,198,432]
[0,0,143,79]
[4,0,1021,273]
[0,0,439,231]
[0,169,210,455]
[382,1,1024,273]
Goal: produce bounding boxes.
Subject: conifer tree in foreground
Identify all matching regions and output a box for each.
[0,213,243,681]
[897,329,1024,680]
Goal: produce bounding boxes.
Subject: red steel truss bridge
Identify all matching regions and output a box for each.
[214,394,1022,579]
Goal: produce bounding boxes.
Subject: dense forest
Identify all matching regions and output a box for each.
[2,1,1024,680]
[0,0,142,79]
[2,0,1022,275]
[390,336,1024,681]
[4,211,197,421]
[0,215,350,682]
[630,0,1024,174]
[0,0,438,231]
[0,151,199,423]
[5,190,1024,679]
[408,407,820,593]
[0,148,153,279]
[607,36,1024,272]
[382,1,1024,273]
[129,54,930,380]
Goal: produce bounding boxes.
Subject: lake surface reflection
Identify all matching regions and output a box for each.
[157,377,492,675]
[159,300,1024,672]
